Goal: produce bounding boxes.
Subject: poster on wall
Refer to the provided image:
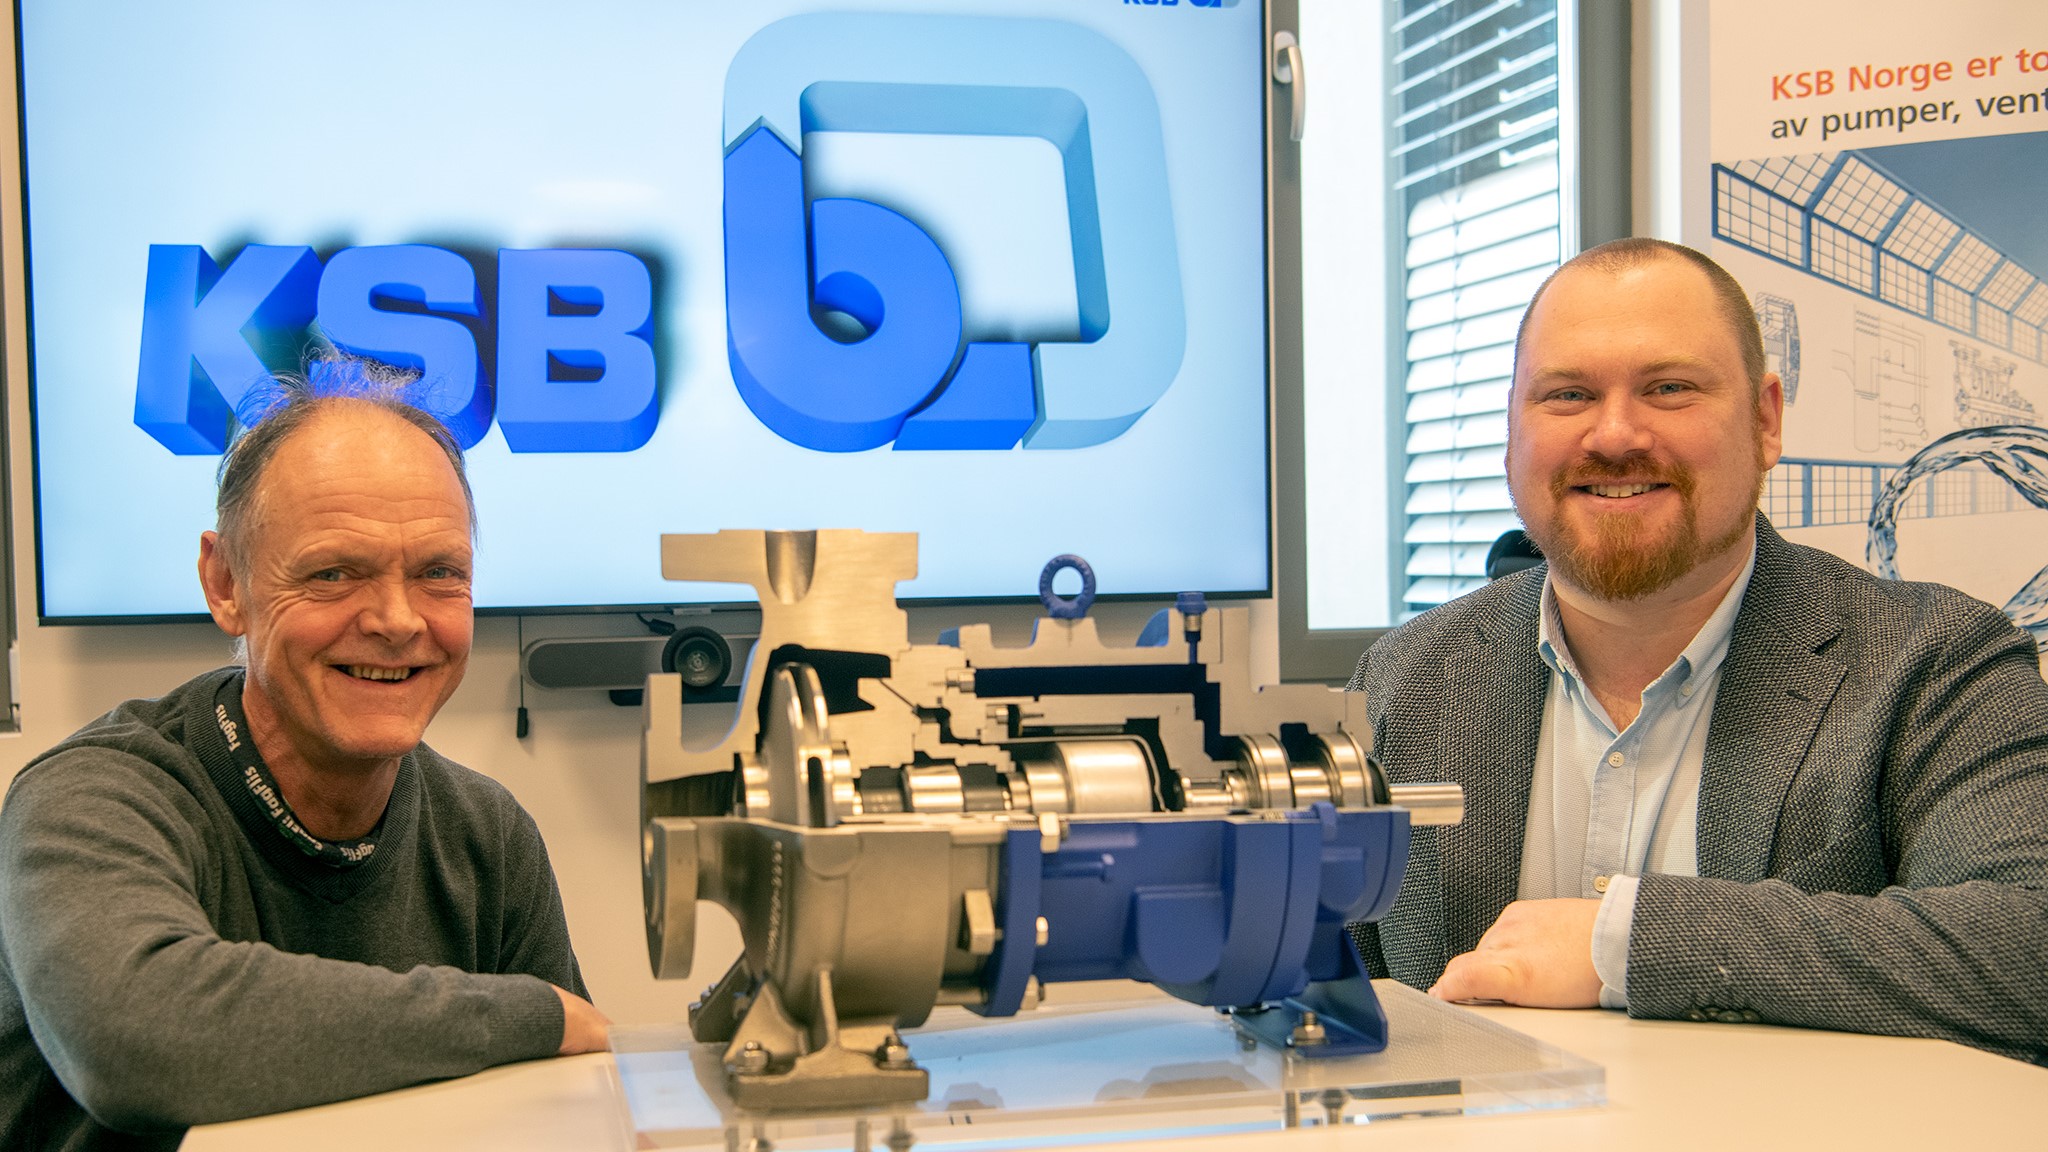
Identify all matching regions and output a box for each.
[1708,0,2048,654]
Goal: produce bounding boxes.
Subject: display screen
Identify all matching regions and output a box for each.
[16,0,1272,620]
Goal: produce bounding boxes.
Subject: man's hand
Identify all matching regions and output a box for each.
[1429,898,1604,1008]
[554,985,612,1055]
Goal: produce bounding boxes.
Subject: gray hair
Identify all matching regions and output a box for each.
[213,356,477,578]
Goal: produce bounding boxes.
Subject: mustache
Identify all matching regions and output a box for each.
[1548,457,1696,499]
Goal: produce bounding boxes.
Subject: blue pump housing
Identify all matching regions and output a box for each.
[971,802,1410,1055]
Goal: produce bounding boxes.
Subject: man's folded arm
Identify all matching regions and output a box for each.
[0,761,566,1132]
[1625,615,2048,1061]
[1626,875,2048,1059]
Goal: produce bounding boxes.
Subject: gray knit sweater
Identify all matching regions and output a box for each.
[0,668,588,1151]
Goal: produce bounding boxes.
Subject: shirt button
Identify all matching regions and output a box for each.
[1593,874,1610,893]
[1606,752,1625,767]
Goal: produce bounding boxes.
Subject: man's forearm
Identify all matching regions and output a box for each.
[1,774,567,1130]
[40,945,566,1130]
[1628,874,2048,1060]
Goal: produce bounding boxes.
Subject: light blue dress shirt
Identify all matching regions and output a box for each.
[1517,536,1757,1009]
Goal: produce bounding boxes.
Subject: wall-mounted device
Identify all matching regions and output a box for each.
[523,623,758,706]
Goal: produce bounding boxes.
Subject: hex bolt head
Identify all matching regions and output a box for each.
[734,1040,770,1074]
[1290,1011,1327,1046]
[877,1038,913,1070]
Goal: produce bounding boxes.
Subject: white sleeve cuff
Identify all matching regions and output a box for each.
[1592,873,1640,1011]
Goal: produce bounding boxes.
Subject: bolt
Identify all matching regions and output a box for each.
[734,1040,769,1074]
[1321,1088,1349,1126]
[1290,1011,1327,1047]
[877,1037,914,1070]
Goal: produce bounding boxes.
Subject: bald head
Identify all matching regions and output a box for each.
[214,377,474,576]
[1514,238,1767,396]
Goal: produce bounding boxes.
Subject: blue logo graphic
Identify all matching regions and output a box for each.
[135,244,657,454]
[722,14,1185,452]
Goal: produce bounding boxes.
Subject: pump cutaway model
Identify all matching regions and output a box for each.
[640,530,1460,1110]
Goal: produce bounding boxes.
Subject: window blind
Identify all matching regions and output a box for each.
[1391,0,1562,610]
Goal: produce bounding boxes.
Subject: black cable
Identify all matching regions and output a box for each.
[515,615,530,739]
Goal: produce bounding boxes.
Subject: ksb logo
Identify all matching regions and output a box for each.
[722,13,1184,452]
[134,244,658,454]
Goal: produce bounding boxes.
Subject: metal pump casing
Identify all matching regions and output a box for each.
[639,530,1461,1109]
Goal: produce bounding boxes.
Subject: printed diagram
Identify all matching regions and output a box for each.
[1949,341,2036,428]
[1755,294,1800,404]
[1838,310,1927,453]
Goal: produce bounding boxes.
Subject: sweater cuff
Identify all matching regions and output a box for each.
[481,974,568,1063]
[1592,873,1640,1011]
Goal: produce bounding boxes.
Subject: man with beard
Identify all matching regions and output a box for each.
[1347,239,2048,1061]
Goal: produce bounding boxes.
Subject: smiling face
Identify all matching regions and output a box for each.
[1506,257,1784,602]
[197,403,474,779]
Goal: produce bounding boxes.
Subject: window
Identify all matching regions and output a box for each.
[1281,0,1627,679]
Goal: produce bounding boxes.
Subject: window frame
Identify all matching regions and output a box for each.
[1277,0,1632,683]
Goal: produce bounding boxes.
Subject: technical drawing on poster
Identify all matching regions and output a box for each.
[1951,341,2036,428]
[1840,310,1925,454]
[1756,293,1800,404]
[1710,136,2048,646]
[1712,136,2048,475]
[1713,145,2048,374]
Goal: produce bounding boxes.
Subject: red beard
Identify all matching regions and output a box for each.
[1529,457,1750,600]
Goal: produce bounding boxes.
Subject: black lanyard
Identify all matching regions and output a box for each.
[210,673,379,869]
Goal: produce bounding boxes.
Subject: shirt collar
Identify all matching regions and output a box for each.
[1538,526,1759,696]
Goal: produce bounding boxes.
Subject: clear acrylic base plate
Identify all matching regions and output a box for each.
[611,979,1605,1150]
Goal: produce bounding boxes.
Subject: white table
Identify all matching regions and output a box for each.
[186,990,2048,1151]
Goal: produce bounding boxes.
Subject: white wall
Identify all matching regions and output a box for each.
[1632,0,1710,246]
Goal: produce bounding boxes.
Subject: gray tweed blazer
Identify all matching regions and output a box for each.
[1348,516,2048,1062]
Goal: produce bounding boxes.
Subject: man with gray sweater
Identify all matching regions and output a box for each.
[0,381,610,1150]
[1350,239,2048,1061]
